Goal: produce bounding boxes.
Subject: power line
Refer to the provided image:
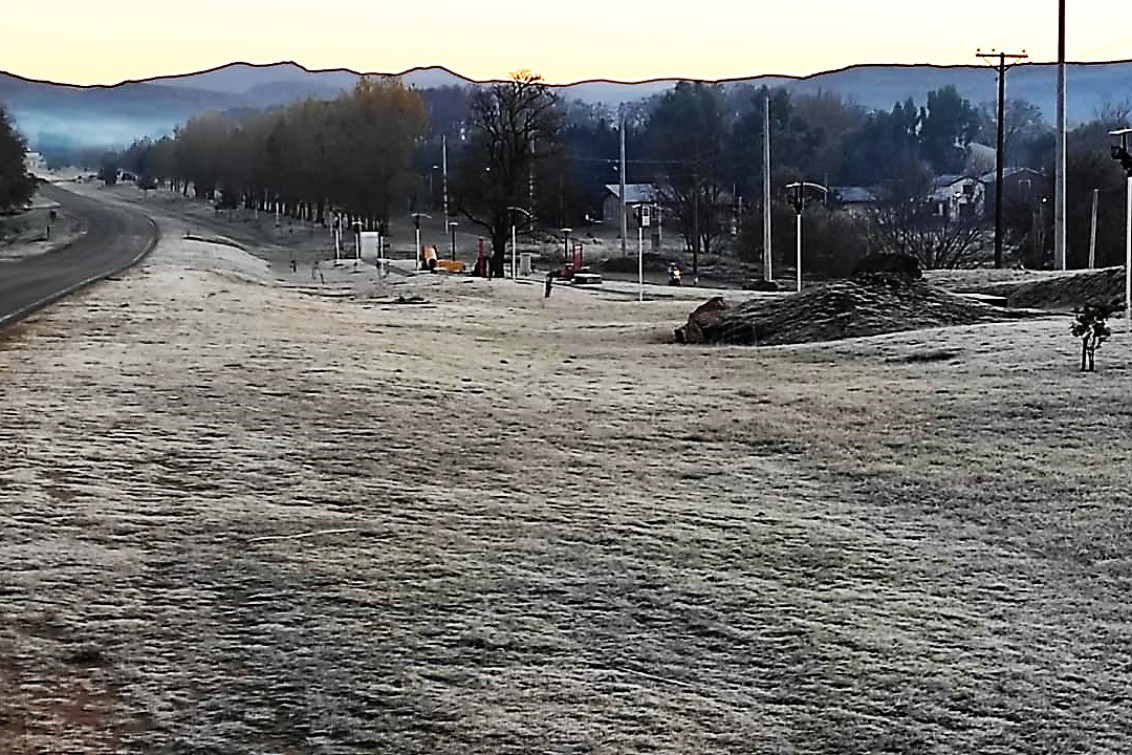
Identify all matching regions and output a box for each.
[1078,34,1132,59]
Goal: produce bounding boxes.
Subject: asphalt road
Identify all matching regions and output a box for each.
[0,182,159,330]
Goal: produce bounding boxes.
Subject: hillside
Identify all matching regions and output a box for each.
[3,59,1132,150]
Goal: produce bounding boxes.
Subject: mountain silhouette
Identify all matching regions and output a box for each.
[3,59,1131,151]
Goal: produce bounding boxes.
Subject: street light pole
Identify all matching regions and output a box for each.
[1111,129,1132,329]
[785,182,827,294]
[561,228,572,265]
[448,220,459,262]
[411,212,431,270]
[795,207,802,293]
[506,206,532,280]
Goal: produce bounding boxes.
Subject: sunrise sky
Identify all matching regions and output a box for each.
[6,0,1132,85]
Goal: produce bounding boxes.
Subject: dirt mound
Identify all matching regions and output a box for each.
[971,267,1127,311]
[676,274,1042,346]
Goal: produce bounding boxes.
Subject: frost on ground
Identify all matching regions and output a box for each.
[2,202,1132,754]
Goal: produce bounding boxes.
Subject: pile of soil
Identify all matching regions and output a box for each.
[676,273,1042,346]
[969,267,1127,311]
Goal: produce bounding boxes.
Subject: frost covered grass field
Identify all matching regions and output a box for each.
[1,190,1132,753]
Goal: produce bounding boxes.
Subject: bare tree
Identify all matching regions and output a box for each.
[452,70,560,276]
[868,166,986,269]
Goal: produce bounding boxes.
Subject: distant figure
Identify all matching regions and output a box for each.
[311,259,320,280]
[668,262,682,286]
[290,258,297,273]
[544,269,562,298]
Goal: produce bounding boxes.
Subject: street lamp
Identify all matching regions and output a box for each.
[447,220,459,261]
[411,212,431,270]
[506,206,533,279]
[785,181,828,293]
[561,227,573,265]
[1109,128,1132,329]
[430,165,439,208]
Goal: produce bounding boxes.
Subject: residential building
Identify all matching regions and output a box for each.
[929,175,984,221]
[829,186,880,216]
[979,167,1045,221]
[602,184,661,224]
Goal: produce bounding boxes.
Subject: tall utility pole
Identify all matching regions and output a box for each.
[762,94,773,283]
[1088,187,1099,269]
[529,138,536,222]
[692,164,700,282]
[441,135,449,228]
[1054,0,1068,270]
[977,49,1028,268]
[619,114,628,257]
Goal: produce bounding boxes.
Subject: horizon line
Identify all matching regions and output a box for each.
[5,56,1132,92]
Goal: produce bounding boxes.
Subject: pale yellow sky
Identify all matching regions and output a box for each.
[6,0,1132,85]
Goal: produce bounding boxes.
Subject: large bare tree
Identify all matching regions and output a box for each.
[452,70,560,276]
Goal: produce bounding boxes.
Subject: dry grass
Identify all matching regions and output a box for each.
[1,195,1131,753]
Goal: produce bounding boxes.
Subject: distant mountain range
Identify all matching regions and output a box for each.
[3,60,1132,152]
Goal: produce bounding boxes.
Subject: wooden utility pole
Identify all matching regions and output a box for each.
[977,49,1028,268]
[692,164,700,281]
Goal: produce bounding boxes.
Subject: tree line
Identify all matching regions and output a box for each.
[113,78,427,229]
[104,73,1130,276]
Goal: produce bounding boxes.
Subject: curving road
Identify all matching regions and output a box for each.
[0,182,159,330]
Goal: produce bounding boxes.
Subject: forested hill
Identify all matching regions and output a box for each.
[3,59,1132,152]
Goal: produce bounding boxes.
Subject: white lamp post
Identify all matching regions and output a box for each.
[1110,128,1132,329]
[447,220,459,262]
[411,212,431,270]
[561,227,573,265]
[506,206,533,280]
[785,182,828,293]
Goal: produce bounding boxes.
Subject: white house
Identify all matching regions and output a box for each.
[929,175,984,221]
[25,151,47,177]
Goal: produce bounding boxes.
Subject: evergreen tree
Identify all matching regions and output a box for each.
[0,105,35,212]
